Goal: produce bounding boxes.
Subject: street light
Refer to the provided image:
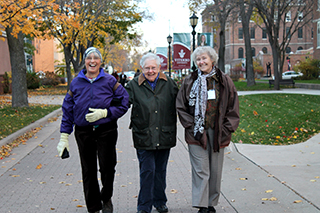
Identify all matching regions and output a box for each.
[190,13,198,72]
[167,35,172,78]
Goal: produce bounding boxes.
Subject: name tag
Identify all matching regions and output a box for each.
[208,89,216,100]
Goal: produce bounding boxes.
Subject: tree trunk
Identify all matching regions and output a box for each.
[63,44,73,91]
[271,42,280,90]
[218,29,225,72]
[6,27,28,107]
[239,0,255,87]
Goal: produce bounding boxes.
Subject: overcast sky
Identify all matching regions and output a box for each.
[135,0,202,51]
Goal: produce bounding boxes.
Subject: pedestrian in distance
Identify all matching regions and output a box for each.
[125,52,179,213]
[134,68,141,77]
[119,70,127,86]
[112,70,119,81]
[176,46,240,213]
[57,47,129,213]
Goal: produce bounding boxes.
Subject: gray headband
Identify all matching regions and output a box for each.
[84,47,102,61]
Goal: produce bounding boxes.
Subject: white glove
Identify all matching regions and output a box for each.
[85,108,108,122]
[57,133,69,157]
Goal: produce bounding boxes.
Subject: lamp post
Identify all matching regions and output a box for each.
[190,13,198,72]
[167,35,172,78]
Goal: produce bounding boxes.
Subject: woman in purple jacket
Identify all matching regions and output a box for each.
[57,47,129,213]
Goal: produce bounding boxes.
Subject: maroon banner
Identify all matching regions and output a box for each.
[172,33,191,70]
[157,53,167,70]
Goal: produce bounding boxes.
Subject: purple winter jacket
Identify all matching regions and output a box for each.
[60,68,129,134]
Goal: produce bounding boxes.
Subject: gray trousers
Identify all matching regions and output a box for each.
[188,127,225,208]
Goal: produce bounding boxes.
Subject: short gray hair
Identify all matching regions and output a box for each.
[191,46,219,66]
[140,52,161,67]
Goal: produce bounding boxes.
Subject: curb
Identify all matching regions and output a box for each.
[0,108,62,147]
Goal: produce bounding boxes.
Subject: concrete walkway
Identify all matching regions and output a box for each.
[0,88,319,212]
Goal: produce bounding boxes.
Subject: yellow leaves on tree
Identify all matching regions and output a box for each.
[0,0,56,40]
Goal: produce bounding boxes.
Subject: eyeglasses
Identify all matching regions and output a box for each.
[143,66,157,72]
[85,56,101,61]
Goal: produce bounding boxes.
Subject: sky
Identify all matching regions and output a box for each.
[135,0,202,51]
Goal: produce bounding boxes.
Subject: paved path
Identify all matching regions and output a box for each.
[0,88,319,212]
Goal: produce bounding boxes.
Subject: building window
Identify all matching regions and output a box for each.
[262,28,267,39]
[297,46,303,51]
[317,22,320,48]
[286,47,291,53]
[262,47,268,54]
[298,11,303,22]
[250,27,255,39]
[238,47,244,58]
[285,11,291,22]
[286,27,291,39]
[239,28,243,39]
[252,47,256,57]
[298,27,303,39]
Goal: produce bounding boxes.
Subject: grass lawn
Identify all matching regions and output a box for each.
[233,93,320,145]
[0,97,61,140]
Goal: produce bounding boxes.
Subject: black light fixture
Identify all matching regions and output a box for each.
[167,35,172,78]
[190,13,198,72]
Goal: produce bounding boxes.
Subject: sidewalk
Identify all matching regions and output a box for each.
[0,89,319,212]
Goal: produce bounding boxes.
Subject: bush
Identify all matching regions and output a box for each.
[294,58,320,80]
[3,72,11,93]
[230,66,242,81]
[41,71,60,86]
[26,72,40,89]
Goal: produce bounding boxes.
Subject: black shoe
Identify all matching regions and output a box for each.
[156,205,168,212]
[137,211,148,213]
[208,206,216,213]
[89,211,100,213]
[198,207,208,213]
[102,199,113,213]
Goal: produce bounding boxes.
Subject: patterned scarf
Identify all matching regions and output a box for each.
[189,67,216,140]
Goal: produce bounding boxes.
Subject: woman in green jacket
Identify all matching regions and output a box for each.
[125,53,178,213]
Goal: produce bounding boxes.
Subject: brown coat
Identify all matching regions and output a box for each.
[176,68,240,152]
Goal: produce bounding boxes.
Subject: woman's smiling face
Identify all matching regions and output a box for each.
[85,52,102,77]
[196,53,214,74]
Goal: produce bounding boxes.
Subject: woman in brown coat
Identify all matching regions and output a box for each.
[176,46,239,213]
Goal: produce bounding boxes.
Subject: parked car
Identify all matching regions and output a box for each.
[282,71,303,79]
[124,71,135,82]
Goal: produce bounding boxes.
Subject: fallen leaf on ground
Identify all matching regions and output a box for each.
[36,164,42,169]
[265,190,273,193]
[294,200,302,203]
[170,189,178,193]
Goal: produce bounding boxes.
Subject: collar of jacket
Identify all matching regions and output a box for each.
[138,71,167,86]
[214,67,225,86]
[78,68,105,80]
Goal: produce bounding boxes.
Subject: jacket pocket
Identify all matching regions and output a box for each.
[132,127,151,147]
[221,125,231,145]
[160,126,176,146]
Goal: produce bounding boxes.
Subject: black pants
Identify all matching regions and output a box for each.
[75,121,118,212]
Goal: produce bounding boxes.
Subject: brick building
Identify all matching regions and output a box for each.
[0,31,12,94]
[313,0,320,60]
[201,4,314,76]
